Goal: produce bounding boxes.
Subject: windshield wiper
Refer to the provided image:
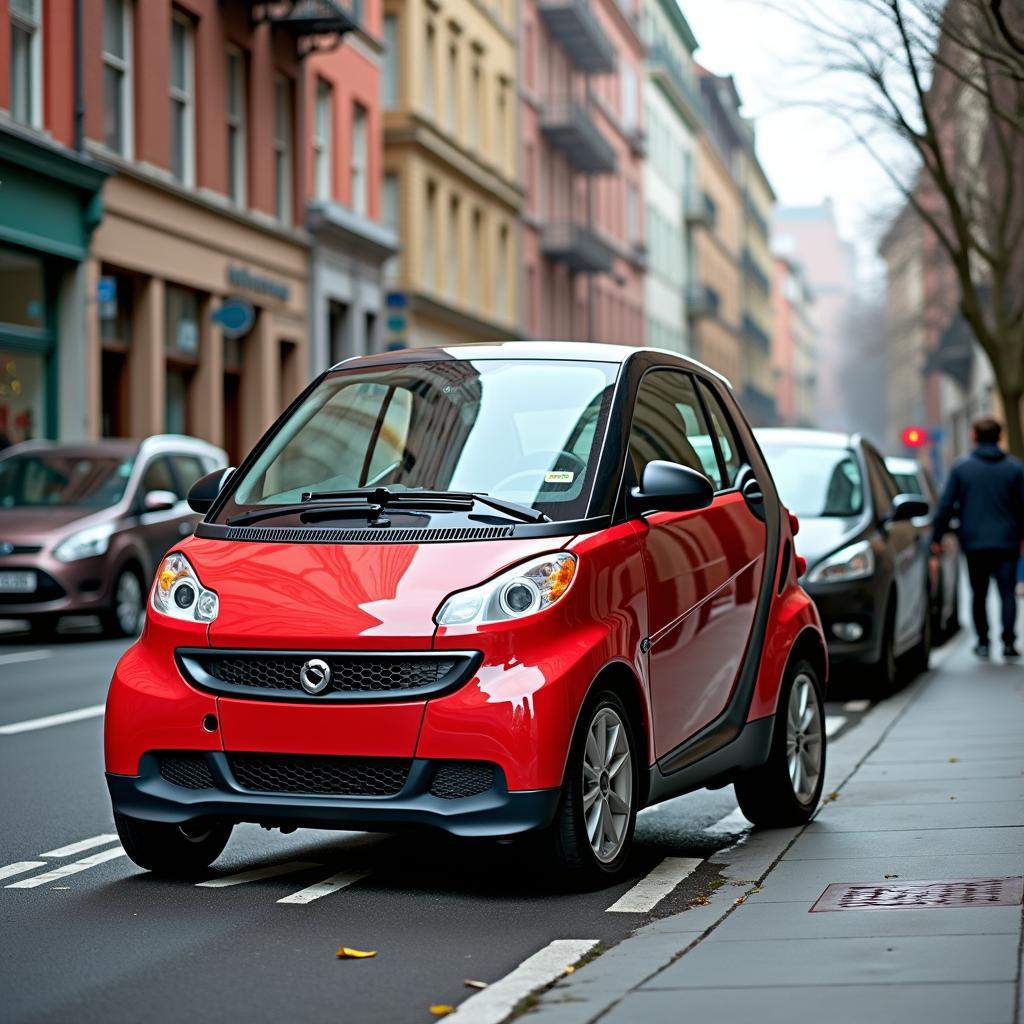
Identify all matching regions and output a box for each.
[225,487,549,528]
[301,487,550,524]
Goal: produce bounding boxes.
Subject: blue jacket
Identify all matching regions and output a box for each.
[932,444,1024,553]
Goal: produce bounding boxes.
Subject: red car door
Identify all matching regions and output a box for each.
[628,371,766,759]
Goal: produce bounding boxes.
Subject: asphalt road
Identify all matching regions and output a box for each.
[0,618,872,1024]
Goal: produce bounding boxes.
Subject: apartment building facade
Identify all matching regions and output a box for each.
[519,0,646,345]
[689,69,742,388]
[381,0,521,349]
[1,0,393,461]
[738,135,777,425]
[771,252,815,427]
[639,0,700,356]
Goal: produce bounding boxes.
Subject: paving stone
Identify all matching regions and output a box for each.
[601,984,1016,1024]
[865,740,1024,764]
[785,826,1024,860]
[855,760,1024,782]
[641,934,1017,988]
[810,799,1024,832]
[825,776,1024,806]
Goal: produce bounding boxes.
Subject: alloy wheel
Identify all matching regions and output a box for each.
[582,707,633,863]
[785,672,823,804]
[116,571,143,636]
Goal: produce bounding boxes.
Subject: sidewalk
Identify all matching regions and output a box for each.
[525,635,1024,1024]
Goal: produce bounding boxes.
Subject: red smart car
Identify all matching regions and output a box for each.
[105,343,827,884]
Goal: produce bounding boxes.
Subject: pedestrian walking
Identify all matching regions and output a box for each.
[932,416,1024,659]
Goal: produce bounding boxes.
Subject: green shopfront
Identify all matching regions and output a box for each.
[0,127,108,443]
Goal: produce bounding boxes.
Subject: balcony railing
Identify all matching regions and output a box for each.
[541,101,617,175]
[537,0,617,73]
[741,248,772,295]
[687,284,720,320]
[246,1,359,54]
[542,223,616,274]
[742,313,772,350]
[741,383,778,426]
[684,189,715,229]
[647,41,703,129]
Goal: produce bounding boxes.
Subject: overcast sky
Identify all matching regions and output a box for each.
[682,0,901,281]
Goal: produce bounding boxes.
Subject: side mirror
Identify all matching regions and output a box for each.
[630,460,714,515]
[891,493,929,521]
[187,467,234,515]
[143,489,178,513]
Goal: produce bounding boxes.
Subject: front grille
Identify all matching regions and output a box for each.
[0,544,42,555]
[159,753,215,790]
[178,649,480,703]
[228,753,410,797]
[430,762,496,800]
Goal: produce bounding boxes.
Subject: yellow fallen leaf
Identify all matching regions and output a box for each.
[949,757,960,763]
[563,965,575,975]
[464,980,488,990]
[430,1006,455,1017]
[336,947,377,959]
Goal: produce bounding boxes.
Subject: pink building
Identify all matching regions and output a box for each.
[519,0,647,344]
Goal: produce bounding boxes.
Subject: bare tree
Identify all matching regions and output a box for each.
[776,0,1024,453]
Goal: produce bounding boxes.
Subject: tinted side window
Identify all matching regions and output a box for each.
[866,450,899,507]
[630,371,722,489]
[170,455,208,500]
[697,380,744,489]
[141,457,176,495]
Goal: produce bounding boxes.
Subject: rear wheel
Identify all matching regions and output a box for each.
[114,813,232,877]
[734,659,825,827]
[904,596,932,678]
[541,691,638,886]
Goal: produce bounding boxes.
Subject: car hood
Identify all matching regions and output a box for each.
[0,506,101,545]
[183,533,577,649]
[795,515,864,569]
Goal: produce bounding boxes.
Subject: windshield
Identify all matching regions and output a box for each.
[0,453,134,509]
[223,358,619,523]
[760,444,864,519]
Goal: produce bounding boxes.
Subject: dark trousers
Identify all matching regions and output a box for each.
[965,549,1018,645]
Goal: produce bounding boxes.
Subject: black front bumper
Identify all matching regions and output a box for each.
[804,575,887,665]
[106,752,561,839]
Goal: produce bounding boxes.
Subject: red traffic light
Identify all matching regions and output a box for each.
[901,425,928,448]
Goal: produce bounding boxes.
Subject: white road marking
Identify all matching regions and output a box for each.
[0,861,46,881]
[0,704,104,735]
[446,939,599,1024]
[277,867,371,904]
[6,846,126,888]
[0,650,52,667]
[197,861,322,888]
[825,715,847,738]
[843,699,871,712]
[705,807,750,835]
[606,856,703,913]
[42,834,119,858]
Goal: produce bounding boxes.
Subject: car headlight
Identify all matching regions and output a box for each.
[53,523,115,562]
[152,552,219,623]
[806,540,875,584]
[435,552,577,626]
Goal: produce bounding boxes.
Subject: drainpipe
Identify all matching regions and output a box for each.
[74,0,85,152]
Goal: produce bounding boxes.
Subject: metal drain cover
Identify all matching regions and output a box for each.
[811,876,1024,912]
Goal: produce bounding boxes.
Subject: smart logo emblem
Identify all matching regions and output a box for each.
[299,658,332,695]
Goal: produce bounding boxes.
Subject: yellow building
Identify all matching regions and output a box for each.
[738,141,778,425]
[381,0,522,347]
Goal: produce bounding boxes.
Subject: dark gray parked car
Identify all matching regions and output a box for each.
[758,429,931,692]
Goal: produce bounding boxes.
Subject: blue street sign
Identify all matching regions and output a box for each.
[211,298,255,340]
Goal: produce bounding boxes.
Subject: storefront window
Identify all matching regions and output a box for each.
[0,351,45,446]
[165,284,200,434]
[0,247,45,330]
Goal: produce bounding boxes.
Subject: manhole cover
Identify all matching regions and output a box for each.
[811,876,1024,912]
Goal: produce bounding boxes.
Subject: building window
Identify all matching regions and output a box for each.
[424,181,437,290]
[446,196,460,299]
[164,284,200,434]
[351,102,368,216]
[469,63,481,150]
[169,12,194,186]
[621,64,637,131]
[273,75,293,223]
[382,171,400,282]
[102,0,132,155]
[10,0,43,128]
[469,208,482,308]
[314,77,333,202]
[496,224,509,318]
[225,47,247,205]
[423,23,435,116]
[382,15,398,108]
[445,40,458,133]
[496,82,507,172]
[626,182,639,244]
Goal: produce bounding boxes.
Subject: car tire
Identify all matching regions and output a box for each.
[904,597,932,678]
[541,690,639,887]
[734,658,826,827]
[101,567,144,638]
[114,813,232,877]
